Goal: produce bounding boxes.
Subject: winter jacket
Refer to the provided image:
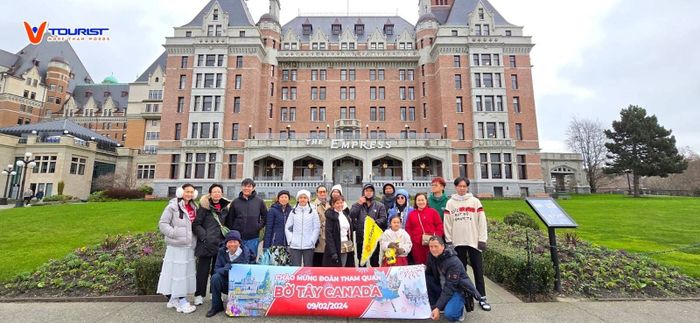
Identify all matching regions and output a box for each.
[313,198,331,253]
[425,247,481,311]
[381,183,396,210]
[379,228,412,258]
[263,202,292,248]
[213,244,254,278]
[225,190,268,240]
[349,200,388,247]
[323,208,354,266]
[428,193,449,221]
[285,203,321,250]
[444,193,488,251]
[193,195,230,257]
[387,189,413,228]
[159,198,198,247]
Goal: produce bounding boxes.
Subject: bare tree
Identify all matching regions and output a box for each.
[566,117,608,192]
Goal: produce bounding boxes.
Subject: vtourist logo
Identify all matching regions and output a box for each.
[23,21,110,44]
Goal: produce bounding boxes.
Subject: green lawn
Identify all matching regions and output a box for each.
[1,195,698,281]
[482,194,700,278]
[0,201,168,281]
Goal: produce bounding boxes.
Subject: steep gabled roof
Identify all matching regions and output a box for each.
[444,0,514,26]
[135,51,167,83]
[8,35,93,92]
[182,0,255,28]
[72,83,129,112]
[282,16,415,43]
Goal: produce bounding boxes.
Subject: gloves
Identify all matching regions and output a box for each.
[478,241,487,251]
[388,242,399,249]
[331,253,339,263]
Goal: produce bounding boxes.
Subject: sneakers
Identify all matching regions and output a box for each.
[166,298,179,309]
[176,298,196,314]
[479,297,492,311]
[194,295,204,306]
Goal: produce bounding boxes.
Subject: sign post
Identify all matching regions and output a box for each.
[525,197,578,293]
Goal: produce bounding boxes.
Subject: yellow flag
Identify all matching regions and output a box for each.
[360,216,383,266]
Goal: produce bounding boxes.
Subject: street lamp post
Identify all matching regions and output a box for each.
[1,165,17,205]
[15,152,37,207]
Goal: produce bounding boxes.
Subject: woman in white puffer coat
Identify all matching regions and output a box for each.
[285,190,320,266]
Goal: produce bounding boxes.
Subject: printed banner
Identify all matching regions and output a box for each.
[226,264,431,319]
[360,216,383,266]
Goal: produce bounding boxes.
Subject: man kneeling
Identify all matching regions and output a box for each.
[206,230,254,317]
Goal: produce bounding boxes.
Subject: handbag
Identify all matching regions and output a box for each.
[341,240,354,253]
[211,211,230,237]
[417,212,432,246]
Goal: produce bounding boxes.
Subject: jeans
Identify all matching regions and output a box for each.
[289,249,314,266]
[243,238,259,259]
[444,292,465,322]
[210,273,228,311]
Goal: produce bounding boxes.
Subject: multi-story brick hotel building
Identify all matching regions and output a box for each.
[122,0,546,199]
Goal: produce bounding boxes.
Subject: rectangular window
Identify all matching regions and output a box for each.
[400,87,406,100]
[69,156,87,175]
[455,74,462,89]
[191,122,198,138]
[174,123,182,140]
[280,107,288,121]
[515,123,523,140]
[205,54,216,66]
[495,73,502,88]
[456,97,463,112]
[290,87,297,100]
[480,153,489,179]
[474,73,481,88]
[409,107,415,121]
[499,122,506,138]
[207,153,216,179]
[137,165,156,179]
[517,154,527,179]
[319,107,326,121]
[493,54,500,66]
[483,73,493,88]
[509,55,517,67]
[486,122,496,138]
[504,153,513,179]
[236,56,243,68]
[370,87,377,100]
[212,122,219,138]
[453,55,461,67]
[340,87,347,100]
[195,153,206,179]
[341,70,347,81]
[370,69,376,81]
[400,107,407,121]
[378,107,385,121]
[476,96,483,111]
[320,69,327,80]
[472,54,479,66]
[378,69,385,80]
[228,154,238,179]
[179,75,186,89]
[311,70,318,81]
[370,107,377,121]
[457,123,465,140]
[180,56,188,68]
[484,96,494,111]
[202,96,213,111]
[170,154,180,179]
[319,87,326,100]
[496,96,504,111]
[200,122,211,138]
[177,97,185,113]
[310,107,318,121]
[511,74,519,89]
[378,87,385,100]
[289,107,296,121]
[477,122,485,138]
[513,96,521,113]
[491,153,502,179]
[399,70,406,81]
[458,154,468,177]
[232,97,241,113]
[235,75,242,89]
[231,123,239,140]
[349,87,356,100]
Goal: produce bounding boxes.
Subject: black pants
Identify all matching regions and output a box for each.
[195,255,216,297]
[356,243,380,267]
[313,252,324,267]
[454,245,486,297]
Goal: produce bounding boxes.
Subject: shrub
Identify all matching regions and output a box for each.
[134,256,162,295]
[88,191,116,202]
[57,181,65,195]
[693,187,700,197]
[138,185,154,195]
[483,240,555,300]
[104,188,146,200]
[42,194,74,203]
[504,211,540,231]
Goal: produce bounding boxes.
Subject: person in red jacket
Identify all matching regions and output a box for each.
[405,193,444,265]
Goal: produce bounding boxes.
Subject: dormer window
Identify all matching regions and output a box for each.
[85,91,92,98]
[104,91,111,97]
[478,8,484,20]
[121,91,128,97]
[303,24,312,35]
[213,9,219,21]
[384,24,394,35]
[355,24,364,35]
[332,24,341,35]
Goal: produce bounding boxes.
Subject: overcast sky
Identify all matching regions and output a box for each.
[1,0,698,153]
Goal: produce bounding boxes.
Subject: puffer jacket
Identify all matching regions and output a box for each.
[263,202,292,248]
[225,190,268,240]
[213,244,255,278]
[387,189,414,228]
[159,198,197,247]
[192,194,230,257]
[285,203,320,250]
[425,247,481,311]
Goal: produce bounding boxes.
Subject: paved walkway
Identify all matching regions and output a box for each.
[1,300,697,323]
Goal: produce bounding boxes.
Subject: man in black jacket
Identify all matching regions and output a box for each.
[349,184,387,267]
[425,236,486,322]
[225,178,267,258]
[206,230,254,318]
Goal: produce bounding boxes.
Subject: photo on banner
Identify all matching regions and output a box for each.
[226,264,431,319]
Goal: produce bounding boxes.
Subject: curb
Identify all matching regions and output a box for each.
[0,295,165,303]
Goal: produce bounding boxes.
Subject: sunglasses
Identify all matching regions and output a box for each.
[396,196,406,199]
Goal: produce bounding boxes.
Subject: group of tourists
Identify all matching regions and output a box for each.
[156,176,491,321]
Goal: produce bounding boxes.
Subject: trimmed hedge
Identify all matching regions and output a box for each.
[104,188,146,200]
[42,194,75,203]
[134,256,162,295]
[503,211,540,231]
[483,239,555,299]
